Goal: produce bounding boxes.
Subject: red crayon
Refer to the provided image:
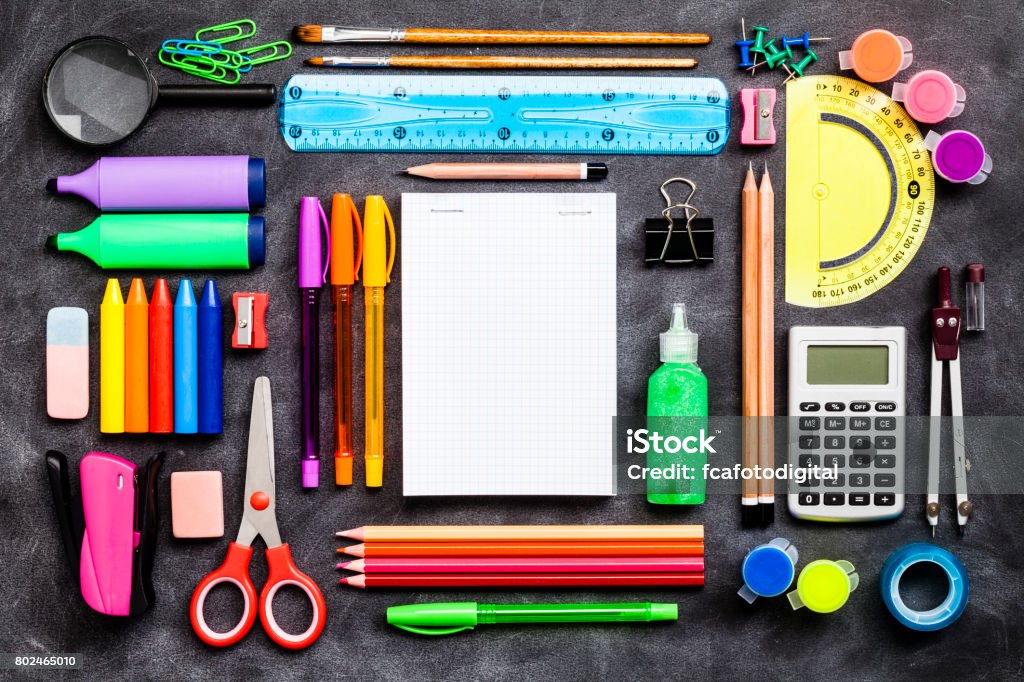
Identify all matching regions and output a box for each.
[149,279,174,432]
[339,573,705,589]
[338,556,705,574]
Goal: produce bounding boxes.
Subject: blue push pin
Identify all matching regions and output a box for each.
[781,31,831,51]
[736,39,755,69]
[739,538,799,603]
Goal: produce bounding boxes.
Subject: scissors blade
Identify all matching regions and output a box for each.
[236,376,282,548]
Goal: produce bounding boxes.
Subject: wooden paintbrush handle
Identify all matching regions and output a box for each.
[390,55,697,69]
[404,28,710,45]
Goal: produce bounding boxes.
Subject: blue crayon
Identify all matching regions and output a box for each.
[197,280,223,434]
[174,280,198,433]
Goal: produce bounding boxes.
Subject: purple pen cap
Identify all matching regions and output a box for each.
[924,130,992,184]
[302,460,320,488]
[298,196,326,287]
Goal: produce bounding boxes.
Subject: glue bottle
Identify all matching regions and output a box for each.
[646,303,709,505]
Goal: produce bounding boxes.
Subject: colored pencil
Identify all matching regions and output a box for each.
[339,556,705,574]
[338,525,704,542]
[340,573,705,588]
[339,541,704,557]
[741,163,760,525]
[306,55,697,69]
[295,25,711,46]
[757,164,775,523]
[402,162,608,181]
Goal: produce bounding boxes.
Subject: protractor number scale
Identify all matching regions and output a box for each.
[786,76,935,308]
[279,74,730,155]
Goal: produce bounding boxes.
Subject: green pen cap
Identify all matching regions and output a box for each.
[46,213,264,269]
[387,602,678,636]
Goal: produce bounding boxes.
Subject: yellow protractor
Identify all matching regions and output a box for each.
[786,75,935,307]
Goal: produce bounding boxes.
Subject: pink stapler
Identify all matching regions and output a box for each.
[45,450,163,617]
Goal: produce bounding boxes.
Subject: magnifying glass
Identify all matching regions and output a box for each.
[43,36,277,146]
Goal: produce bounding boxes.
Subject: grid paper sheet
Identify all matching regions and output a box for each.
[401,193,617,496]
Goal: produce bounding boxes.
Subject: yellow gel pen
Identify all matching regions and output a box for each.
[100,278,125,433]
[362,196,396,487]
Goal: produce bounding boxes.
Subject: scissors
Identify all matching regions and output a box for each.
[190,376,327,649]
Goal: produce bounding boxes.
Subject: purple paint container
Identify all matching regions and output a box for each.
[49,155,266,211]
[924,130,992,185]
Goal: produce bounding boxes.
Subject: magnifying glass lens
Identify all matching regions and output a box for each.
[44,38,152,145]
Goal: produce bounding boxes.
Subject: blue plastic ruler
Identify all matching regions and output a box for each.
[279,74,730,154]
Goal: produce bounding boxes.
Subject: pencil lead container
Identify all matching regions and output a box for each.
[964,264,984,331]
[739,538,798,603]
[787,559,859,613]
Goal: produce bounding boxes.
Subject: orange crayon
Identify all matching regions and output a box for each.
[125,278,149,432]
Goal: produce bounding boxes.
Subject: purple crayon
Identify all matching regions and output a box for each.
[48,155,265,211]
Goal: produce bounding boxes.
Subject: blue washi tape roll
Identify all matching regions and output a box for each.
[881,543,969,631]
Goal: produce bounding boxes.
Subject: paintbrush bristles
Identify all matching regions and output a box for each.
[294,25,324,43]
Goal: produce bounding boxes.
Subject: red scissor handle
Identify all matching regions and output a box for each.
[259,544,327,649]
[190,542,258,647]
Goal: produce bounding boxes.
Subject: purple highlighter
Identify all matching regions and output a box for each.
[49,155,265,211]
[299,197,330,488]
[924,131,992,185]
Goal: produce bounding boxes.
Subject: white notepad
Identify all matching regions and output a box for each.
[401,193,617,496]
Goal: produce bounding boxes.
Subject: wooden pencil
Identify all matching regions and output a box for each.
[338,525,704,542]
[295,25,711,45]
[339,541,705,557]
[306,55,698,69]
[757,164,775,523]
[741,163,761,525]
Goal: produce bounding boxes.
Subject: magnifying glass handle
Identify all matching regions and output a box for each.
[158,84,277,106]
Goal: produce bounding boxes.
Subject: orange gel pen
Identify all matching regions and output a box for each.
[330,194,363,485]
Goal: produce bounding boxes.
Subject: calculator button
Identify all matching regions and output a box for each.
[875,417,896,430]
[798,436,820,449]
[824,493,845,506]
[823,454,845,469]
[874,474,896,487]
[798,476,819,488]
[824,473,846,487]
[874,493,897,506]
[800,402,821,412]
[798,454,821,468]
[875,402,898,412]
[825,402,845,412]
[874,436,896,449]
[849,493,871,505]
[851,454,873,468]
[850,417,871,430]
[850,436,872,449]
[875,454,897,468]
[850,402,871,412]
[850,473,870,487]
[799,417,820,430]
[798,493,820,506]
[824,436,846,450]
[824,417,845,430]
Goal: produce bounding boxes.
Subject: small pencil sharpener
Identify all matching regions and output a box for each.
[232,292,268,349]
[741,88,776,146]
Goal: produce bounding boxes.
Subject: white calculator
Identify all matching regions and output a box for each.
[787,326,906,522]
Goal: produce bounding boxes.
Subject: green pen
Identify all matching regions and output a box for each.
[387,602,678,636]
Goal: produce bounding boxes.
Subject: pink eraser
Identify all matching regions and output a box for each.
[47,307,89,419]
[740,88,776,146]
[171,471,224,539]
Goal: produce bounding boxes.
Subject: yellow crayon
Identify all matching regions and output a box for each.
[100,278,125,433]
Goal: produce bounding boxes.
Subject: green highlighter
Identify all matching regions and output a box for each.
[46,214,265,270]
[387,602,678,636]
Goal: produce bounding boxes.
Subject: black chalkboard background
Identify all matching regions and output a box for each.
[1,0,1021,679]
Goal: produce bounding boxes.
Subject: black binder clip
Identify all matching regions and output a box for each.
[644,178,714,265]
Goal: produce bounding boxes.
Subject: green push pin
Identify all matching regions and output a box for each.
[748,25,770,74]
[784,48,818,82]
[763,40,793,69]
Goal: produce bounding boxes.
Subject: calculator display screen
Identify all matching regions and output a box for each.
[806,345,889,385]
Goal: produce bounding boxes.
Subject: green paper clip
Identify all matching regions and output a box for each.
[158,50,242,84]
[236,41,293,66]
[195,18,257,44]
